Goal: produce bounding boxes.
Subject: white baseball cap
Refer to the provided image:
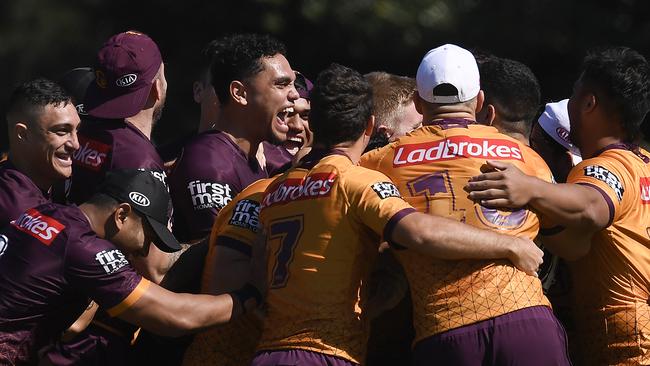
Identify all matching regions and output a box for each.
[416,44,480,104]
[537,99,582,165]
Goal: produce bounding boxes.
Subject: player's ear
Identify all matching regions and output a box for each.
[192,81,203,104]
[230,80,247,106]
[486,104,496,126]
[475,90,485,115]
[113,203,133,230]
[585,93,597,113]
[14,122,29,142]
[413,92,424,114]
[365,115,375,137]
[377,125,391,139]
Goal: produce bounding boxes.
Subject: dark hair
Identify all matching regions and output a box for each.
[310,63,373,147]
[580,46,650,141]
[197,39,224,82]
[210,33,287,104]
[478,55,541,133]
[7,78,72,124]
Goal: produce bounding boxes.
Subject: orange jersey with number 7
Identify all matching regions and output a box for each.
[258,150,415,364]
[361,121,553,344]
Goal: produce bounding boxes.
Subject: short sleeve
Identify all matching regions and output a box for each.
[65,237,149,317]
[170,151,237,241]
[567,157,627,226]
[345,168,415,243]
[212,192,265,257]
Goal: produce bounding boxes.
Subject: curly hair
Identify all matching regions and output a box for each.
[210,33,287,105]
[7,78,71,124]
[310,63,373,147]
[581,46,650,141]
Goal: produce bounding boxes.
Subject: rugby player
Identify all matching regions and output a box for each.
[466,46,650,365]
[69,31,168,208]
[168,33,297,244]
[475,54,541,145]
[0,79,80,228]
[0,169,263,365]
[364,71,422,151]
[283,71,313,156]
[361,44,570,365]
[251,63,544,366]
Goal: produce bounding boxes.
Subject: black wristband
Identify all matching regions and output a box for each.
[539,225,566,236]
[231,283,263,313]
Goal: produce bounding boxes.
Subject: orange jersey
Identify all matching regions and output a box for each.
[566,145,650,365]
[183,178,273,366]
[257,151,415,364]
[361,122,552,344]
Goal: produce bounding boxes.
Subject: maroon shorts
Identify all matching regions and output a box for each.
[251,349,359,366]
[412,306,571,366]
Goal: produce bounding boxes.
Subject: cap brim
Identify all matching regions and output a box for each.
[85,82,152,119]
[144,216,182,253]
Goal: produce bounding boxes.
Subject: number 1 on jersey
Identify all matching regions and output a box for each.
[268,215,304,289]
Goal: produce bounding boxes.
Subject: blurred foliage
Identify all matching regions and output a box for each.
[2,0,650,148]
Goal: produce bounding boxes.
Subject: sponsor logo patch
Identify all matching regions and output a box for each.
[640,177,650,204]
[12,208,65,246]
[129,191,150,207]
[584,165,624,202]
[393,136,524,167]
[73,137,111,171]
[187,180,232,211]
[0,235,8,258]
[116,73,137,87]
[229,199,261,233]
[262,172,336,207]
[371,182,402,199]
[95,249,129,274]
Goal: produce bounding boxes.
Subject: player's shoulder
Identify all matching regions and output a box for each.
[518,144,554,181]
[360,141,399,168]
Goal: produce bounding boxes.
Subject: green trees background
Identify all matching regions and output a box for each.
[2,0,650,147]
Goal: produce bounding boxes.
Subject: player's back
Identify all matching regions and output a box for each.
[361,122,552,343]
[258,152,407,364]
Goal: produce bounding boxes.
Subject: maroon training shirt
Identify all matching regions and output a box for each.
[168,131,291,242]
[69,119,166,204]
[0,160,51,229]
[0,204,144,365]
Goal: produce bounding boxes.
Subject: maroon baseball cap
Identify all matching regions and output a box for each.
[85,31,162,119]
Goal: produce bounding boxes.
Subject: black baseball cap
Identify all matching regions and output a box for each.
[98,169,181,253]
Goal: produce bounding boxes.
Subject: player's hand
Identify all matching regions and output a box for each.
[506,236,544,277]
[464,161,534,208]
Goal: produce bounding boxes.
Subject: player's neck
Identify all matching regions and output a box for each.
[580,135,623,159]
[78,203,107,238]
[125,111,153,140]
[214,110,263,158]
[8,154,53,192]
[424,111,476,124]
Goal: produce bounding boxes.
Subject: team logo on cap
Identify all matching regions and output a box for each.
[556,127,571,144]
[95,70,108,89]
[116,74,137,87]
[0,234,7,259]
[129,191,151,207]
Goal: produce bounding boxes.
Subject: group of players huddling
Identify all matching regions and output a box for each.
[0,30,649,366]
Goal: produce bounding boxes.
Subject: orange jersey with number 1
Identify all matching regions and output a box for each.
[257,151,415,364]
[566,145,650,365]
[361,122,552,344]
[183,178,273,366]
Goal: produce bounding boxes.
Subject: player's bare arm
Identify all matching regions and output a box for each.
[390,211,543,276]
[117,279,262,338]
[465,160,610,231]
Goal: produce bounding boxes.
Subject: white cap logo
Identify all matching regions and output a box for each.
[116,73,137,87]
[0,235,8,258]
[129,191,150,207]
